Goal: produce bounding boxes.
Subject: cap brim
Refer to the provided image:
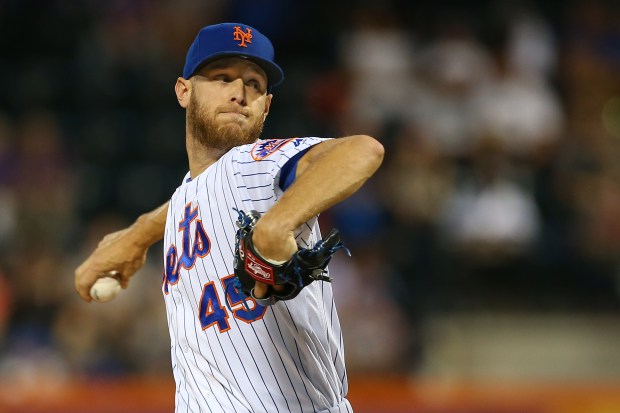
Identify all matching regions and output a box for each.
[190,52,284,88]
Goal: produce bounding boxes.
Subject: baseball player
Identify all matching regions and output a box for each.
[75,22,384,413]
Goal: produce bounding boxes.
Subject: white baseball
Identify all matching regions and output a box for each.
[90,276,121,303]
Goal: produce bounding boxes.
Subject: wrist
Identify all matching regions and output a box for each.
[131,213,165,249]
[256,209,297,235]
[251,217,297,263]
[252,218,290,247]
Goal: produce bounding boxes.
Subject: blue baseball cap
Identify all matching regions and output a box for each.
[183,23,284,88]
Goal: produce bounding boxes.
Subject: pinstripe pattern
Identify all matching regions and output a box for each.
[162,138,353,413]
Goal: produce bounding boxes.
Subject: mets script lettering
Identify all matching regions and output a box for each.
[233,26,252,47]
[164,203,211,293]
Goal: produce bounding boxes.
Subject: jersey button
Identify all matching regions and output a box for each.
[182,345,189,353]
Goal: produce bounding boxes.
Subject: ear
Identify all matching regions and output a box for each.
[263,94,273,120]
[175,77,191,108]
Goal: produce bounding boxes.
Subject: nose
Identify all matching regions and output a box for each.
[229,78,246,105]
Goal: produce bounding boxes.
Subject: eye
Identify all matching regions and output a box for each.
[246,79,261,91]
[214,74,231,83]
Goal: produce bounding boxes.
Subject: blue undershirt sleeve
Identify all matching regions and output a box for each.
[278,146,313,191]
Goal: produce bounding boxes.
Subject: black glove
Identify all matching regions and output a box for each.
[232,209,348,306]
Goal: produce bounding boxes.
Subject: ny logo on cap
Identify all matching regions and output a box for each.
[233,26,253,47]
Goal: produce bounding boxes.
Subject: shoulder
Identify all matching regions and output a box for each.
[249,138,299,160]
[234,137,329,162]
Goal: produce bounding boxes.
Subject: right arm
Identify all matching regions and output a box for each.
[75,201,169,302]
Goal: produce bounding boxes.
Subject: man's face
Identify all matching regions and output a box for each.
[186,57,272,151]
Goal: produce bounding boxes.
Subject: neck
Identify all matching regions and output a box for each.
[186,135,227,178]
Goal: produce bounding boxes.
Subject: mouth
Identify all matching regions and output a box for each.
[219,108,249,118]
[219,113,249,126]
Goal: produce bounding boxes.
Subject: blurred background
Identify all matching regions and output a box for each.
[1,0,620,412]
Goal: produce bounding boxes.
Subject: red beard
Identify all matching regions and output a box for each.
[187,92,265,151]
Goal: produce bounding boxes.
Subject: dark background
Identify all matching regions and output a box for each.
[1,0,620,392]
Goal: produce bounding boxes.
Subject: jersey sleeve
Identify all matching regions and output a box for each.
[232,137,329,210]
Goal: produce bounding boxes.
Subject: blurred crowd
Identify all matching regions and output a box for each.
[1,0,620,383]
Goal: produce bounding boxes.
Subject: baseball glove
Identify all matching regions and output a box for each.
[232,208,348,306]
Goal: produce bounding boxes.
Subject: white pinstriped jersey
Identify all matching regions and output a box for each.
[162,137,352,413]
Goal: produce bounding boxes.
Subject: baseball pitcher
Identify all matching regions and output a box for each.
[75,22,384,413]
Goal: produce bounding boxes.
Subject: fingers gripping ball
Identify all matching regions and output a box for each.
[90,272,122,303]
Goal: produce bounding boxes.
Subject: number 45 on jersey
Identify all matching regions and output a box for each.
[164,272,267,333]
[163,203,267,333]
